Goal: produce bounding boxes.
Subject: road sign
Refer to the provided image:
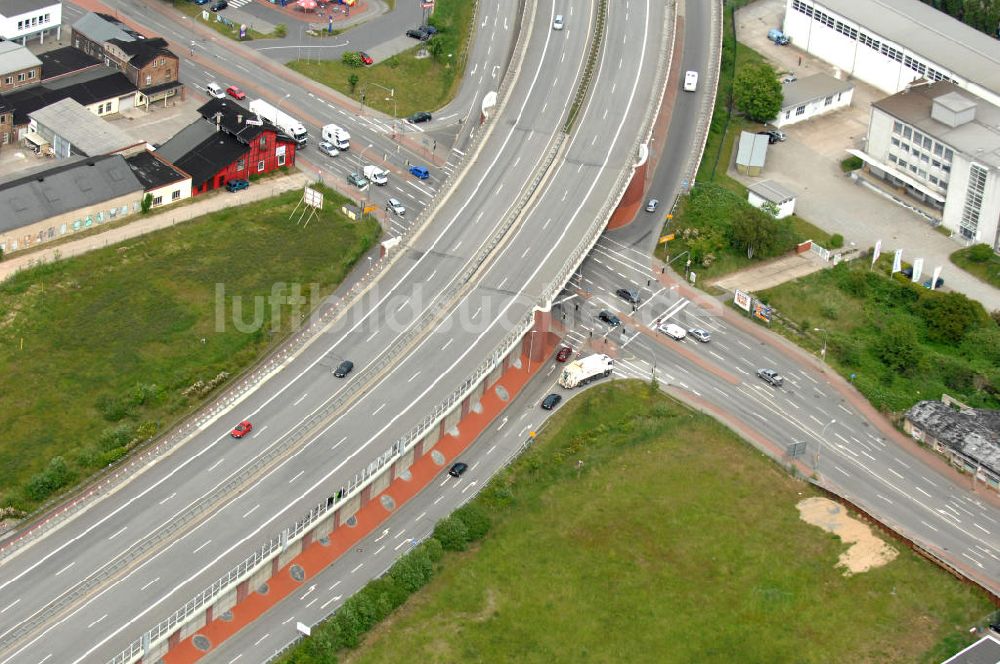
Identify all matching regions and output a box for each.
[658,233,674,244]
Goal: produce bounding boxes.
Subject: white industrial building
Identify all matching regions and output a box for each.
[782,0,1000,108]
[0,0,62,44]
[747,180,796,219]
[773,73,854,128]
[848,81,1000,250]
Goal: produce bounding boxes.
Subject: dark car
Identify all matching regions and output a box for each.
[358,51,373,65]
[555,345,573,362]
[923,277,944,289]
[334,360,354,378]
[598,310,621,327]
[210,0,227,10]
[419,24,438,35]
[756,130,778,145]
[408,111,432,123]
[901,266,914,279]
[615,287,641,306]
[406,28,430,41]
[448,462,468,477]
[688,328,711,343]
[541,393,562,410]
[756,368,783,387]
[230,420,252,438]
[194,0,209,4]
[226,179,250,192]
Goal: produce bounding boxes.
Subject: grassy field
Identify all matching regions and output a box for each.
[329,382,991,664]
[288,0,476,117]
[951,244,1000,290]
[757,258,1000,414]
[0,186,379,511]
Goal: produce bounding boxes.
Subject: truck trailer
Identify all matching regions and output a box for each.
[249,99,309,146]
[558,353,614,389]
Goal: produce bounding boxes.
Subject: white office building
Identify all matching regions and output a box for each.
[0,0,62,44]
[849,81,1000,250]
[782,0,1000,108]
[773,73,854,128]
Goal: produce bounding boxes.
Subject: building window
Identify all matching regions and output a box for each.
[888,154,898,163]
[900,144,909,153]
[236,158,245,171]
[913,131,923,145]
[17,21,22,30]
[893,121,903,134]
[795,105,805,116]
[943,163,951,173]
[909,164,918,173]
[898,160,908,169]
[27,70,34,79]
[17,73,25,82]
[930,175,939,185]
[277,153,286,166]
[785,111,791,119]
[918,169,927,178]
[824,96,832,106]
[944,148,954,162]
[891,137,900,147]
[932,159,941,168]
[4,76,11,85]
[257,160,265,172]
[933,143,943,157]
[920,153,929,163]
[1,132,8,145]
[153,195,163,206]
[259,136,267,149]
[145,74,152,85]
[172,190,181,200]
[902,126,912,139]
[922,137,932,150]
[960,164,988,239]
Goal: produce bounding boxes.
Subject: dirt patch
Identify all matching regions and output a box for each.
[797,496,898,575]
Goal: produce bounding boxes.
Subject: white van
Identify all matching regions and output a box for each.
[206,82,225,99]
[322,124,351,151]
[683,71,698,92]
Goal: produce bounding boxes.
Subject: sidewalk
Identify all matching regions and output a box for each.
[0,172,311,283]
[710,251,829,292]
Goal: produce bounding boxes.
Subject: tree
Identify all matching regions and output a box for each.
[140,193,153,214]
[967,243,994,262]
[341,51,362,68]
[347,73,359,92]
[728,205,794,259]
[916,289,990,344]
[873,317,921,373]
[733,63,783,123]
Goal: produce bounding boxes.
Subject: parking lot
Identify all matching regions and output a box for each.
[730,0,1000,310]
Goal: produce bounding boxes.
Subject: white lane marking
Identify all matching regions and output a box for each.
[87,615,107,629]
[107,527,127,541]
[139,577,160,591]
[0,600,20,614]
[331,435,347,451]
[193,540,212,554]
[441,338,453,351]
[974,523,991,534]
[408,371,422,382]
[158,492,176,506]
[292,393,309,406]
[372,403,386,416]
[207,458,226,472]
[351,563,364,574]
[242,504,260,519]
[253,634,270,647]
[55,562,75,576]
[289,471,305,484]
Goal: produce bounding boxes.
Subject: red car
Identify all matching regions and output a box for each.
[226,85,246,100]
[556,346,573,362]
[231,420,253,438]
[358,51,373,65]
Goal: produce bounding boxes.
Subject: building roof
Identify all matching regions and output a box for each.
[736,131,768,168]
[906,400,1000,475]
[0,0,59,18]
[873,80,1000,170]
[941,634,1000,664]
[748,179,796,204]
[39,46,101,81]
[0,40,41,73]
[1,68,136,125]
[30,98,139,156]
[125,150,188,190]
[155,121,248,188]
[781,73,854,109]
[197,98,281,143]
[107,37,175,68]
[71,12,141,44]
[814,0,1000,97]
[0,154,143,233]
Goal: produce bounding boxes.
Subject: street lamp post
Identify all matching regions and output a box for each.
[276,92,291,115]
[814,327,828,363]
[815,418,837,478]
[527,330,537,372]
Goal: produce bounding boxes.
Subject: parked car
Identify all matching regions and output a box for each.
[660,323,686,340]
[419,24,438,35]
[645,198,659,213]
[194,0,209,5]
[552,14,564,30]
[226,179,250,192]
[901,266,914,279]
[556,345,573,362]
[225,85,246,100]
[781,74,797,84]
[358,51,373,65]
[615,287,641,306]
[757,131,779,145]
[334,360,354,378]
[210,0,227,11]
[688,328,711,343]
[408,111,432,123]
[448,462,468,477]
[764,129,786,142]
[347,172,369,189]
[230,420,252,438]
[541,393,562,410]
[757,368,784,387]
[386,197,406,216]
[318,140,340,157]
[409,165,430,180]
[924,277,945,289]
[767,28,791,45]
[406,28,430,41]
[598,310,621,327]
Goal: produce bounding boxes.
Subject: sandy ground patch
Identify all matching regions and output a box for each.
[798,496,898,575]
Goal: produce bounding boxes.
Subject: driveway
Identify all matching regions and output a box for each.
[731,0,1000,312]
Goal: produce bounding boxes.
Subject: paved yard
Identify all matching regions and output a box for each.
[732,0,1000,312]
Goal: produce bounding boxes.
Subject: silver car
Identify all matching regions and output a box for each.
[756,368,783,387]
[318,140,339,157]
[386,197,405,216]
[645,198,659,213]
[688,328,711,343]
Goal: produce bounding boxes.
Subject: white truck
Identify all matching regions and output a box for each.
[363,165,388,185]
[558,353,614,389]
[322,124,351,151]
[248,99,308,147]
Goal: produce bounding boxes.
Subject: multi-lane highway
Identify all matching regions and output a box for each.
[0,0,670,661]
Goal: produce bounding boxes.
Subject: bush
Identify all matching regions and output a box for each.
[872,317,922,374]
[829,233,844,249]
[98,423,136,452]
[433,513,470,551]
[915,289,989,344]
[140,193,153,214]
[453,503,491,542]
[25,456,74,501]
[96,394,133,422]
[341,51,363,67]
[273,23,287,38]
[839,156,863,172]
[968,243,995,262]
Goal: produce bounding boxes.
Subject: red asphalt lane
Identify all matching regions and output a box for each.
[164,339,557,662]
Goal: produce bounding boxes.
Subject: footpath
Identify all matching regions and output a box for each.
[0,172,311,283]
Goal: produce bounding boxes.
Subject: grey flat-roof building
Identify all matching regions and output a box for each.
[735,131,768,177]
[905,399,1000,491]
[747,180,796,218]
[850,80,1000,250]
[774,73,854,128]
[783,0,1000,106]
[29,97,142,158]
